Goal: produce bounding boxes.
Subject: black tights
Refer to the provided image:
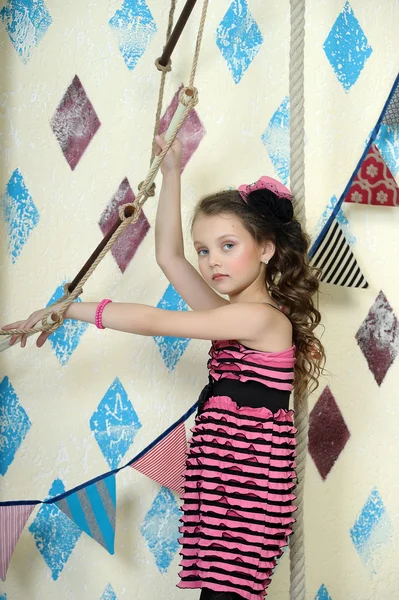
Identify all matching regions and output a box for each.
[199,588,245,600]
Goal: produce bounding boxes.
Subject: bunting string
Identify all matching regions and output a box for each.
[0,401,198,581]
[309,72,399,287]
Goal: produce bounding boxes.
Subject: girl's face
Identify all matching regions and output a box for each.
[192,212,273,299]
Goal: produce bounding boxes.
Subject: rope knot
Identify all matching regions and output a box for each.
[155,57,172,73]
[62,281,72,299]
[138,181,156,198]
[179,86,198,107]
[42,311,64,333]
[119,202,141,224]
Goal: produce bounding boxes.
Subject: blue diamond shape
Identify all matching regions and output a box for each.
[314,584,333,600]
[100,584,118,600]
[261,96,290,185]
[0,0,52,64]
[216,0,263,84]
[313,195,356,247]
[0,169,40,264]
[0,376,31,476]
[29,479,82,580]
[90,377,141,469]
[323,1,372,92]
[109,0,157,71]
[46,283,88,366]
[350,486,393,574]
[153,284,190,371]
[375,124,399,177]
[140,486,180,573]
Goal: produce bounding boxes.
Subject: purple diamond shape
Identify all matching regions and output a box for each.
[99,178,150,273]
[356,291,399,386]
[51,75,101,170]
[309,386,350,480]
[158,86,206,172]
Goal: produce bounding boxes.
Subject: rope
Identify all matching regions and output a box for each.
[189,0,209,88]
[288,1,307,600]
[1,0,208,342]
[151,0,177,164]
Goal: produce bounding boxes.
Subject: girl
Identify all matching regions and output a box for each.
[3,136,324,600]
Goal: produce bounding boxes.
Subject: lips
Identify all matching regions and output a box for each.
[212,274,228,280]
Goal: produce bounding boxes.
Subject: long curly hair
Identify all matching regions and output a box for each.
[191,188,325,397]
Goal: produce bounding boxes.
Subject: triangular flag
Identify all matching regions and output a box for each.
[0,503,36,581]
[55,474,116,554]
[382,81,399,125]
[131,420,187,493]
[344,143,399,207]
[310,218,368,288]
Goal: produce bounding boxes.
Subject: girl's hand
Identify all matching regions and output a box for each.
[1,303,65,348]
[155,135,182,174]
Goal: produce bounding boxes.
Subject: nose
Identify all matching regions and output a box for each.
[208,250,221,268]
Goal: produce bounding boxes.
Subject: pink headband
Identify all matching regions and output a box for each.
[238,176,292,203]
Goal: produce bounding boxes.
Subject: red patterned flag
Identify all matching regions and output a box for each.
[344,143,399,207]
[0,504,36,581]
[131,421,187,493]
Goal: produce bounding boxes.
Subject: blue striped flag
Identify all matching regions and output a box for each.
[55,474,116,554]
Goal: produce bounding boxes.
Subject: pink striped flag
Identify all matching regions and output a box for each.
[131,421,188,493]
[0,504,36,581]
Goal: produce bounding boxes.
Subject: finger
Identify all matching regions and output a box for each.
[21,333,29,348]
[19,319,34,348]
[1,321,24,346]
[10,334,21,346]
[155,134,166,150]
[37,331,51,348]
[1,320,25,331]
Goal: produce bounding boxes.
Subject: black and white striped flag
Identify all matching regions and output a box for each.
[382,81,399,125]
[310,219,368,288]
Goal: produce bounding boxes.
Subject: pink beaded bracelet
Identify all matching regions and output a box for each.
[95,299,112,329]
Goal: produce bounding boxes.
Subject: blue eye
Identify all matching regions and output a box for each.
[198,249,208,256]
[223,243,234,250]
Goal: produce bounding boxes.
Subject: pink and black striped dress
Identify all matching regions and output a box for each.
[178,339,297,600]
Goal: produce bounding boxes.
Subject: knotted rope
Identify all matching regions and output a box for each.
[151,0,177,164]
[0,0,209,345]
[288,1,307,599]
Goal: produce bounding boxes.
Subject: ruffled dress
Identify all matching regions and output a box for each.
[177,340,297,600]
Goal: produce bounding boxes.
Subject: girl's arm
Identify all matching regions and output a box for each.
[154,136,228,311]
[4,301,274,348]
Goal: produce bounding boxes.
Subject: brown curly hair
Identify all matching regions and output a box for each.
[191,188,325,397]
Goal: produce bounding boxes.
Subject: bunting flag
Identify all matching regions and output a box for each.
[0,503,36,581]
[382,80,399,125]
[131,420,187,493]
[55,474,116,554]
[0,401,198,580]
[310,218,369,288]
[344,143,399,207]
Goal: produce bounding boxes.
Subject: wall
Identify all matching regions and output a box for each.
[0,1,398,599]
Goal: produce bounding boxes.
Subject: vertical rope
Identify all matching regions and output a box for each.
[289,1,307,600]
[189,0,209,88]
[151,0,177,163]
[290,0,306,227]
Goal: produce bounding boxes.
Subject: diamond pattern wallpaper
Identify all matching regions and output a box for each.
[0,169,39,263]
[98,178,150,273]
[323,1,373,91]
[0,0,52,64]
[0,1,398,600]
[51,75,101,171]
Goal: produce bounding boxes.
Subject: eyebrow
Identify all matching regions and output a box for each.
[193,234,238,247]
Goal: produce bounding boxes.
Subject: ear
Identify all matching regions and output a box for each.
[260,240,275,263]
